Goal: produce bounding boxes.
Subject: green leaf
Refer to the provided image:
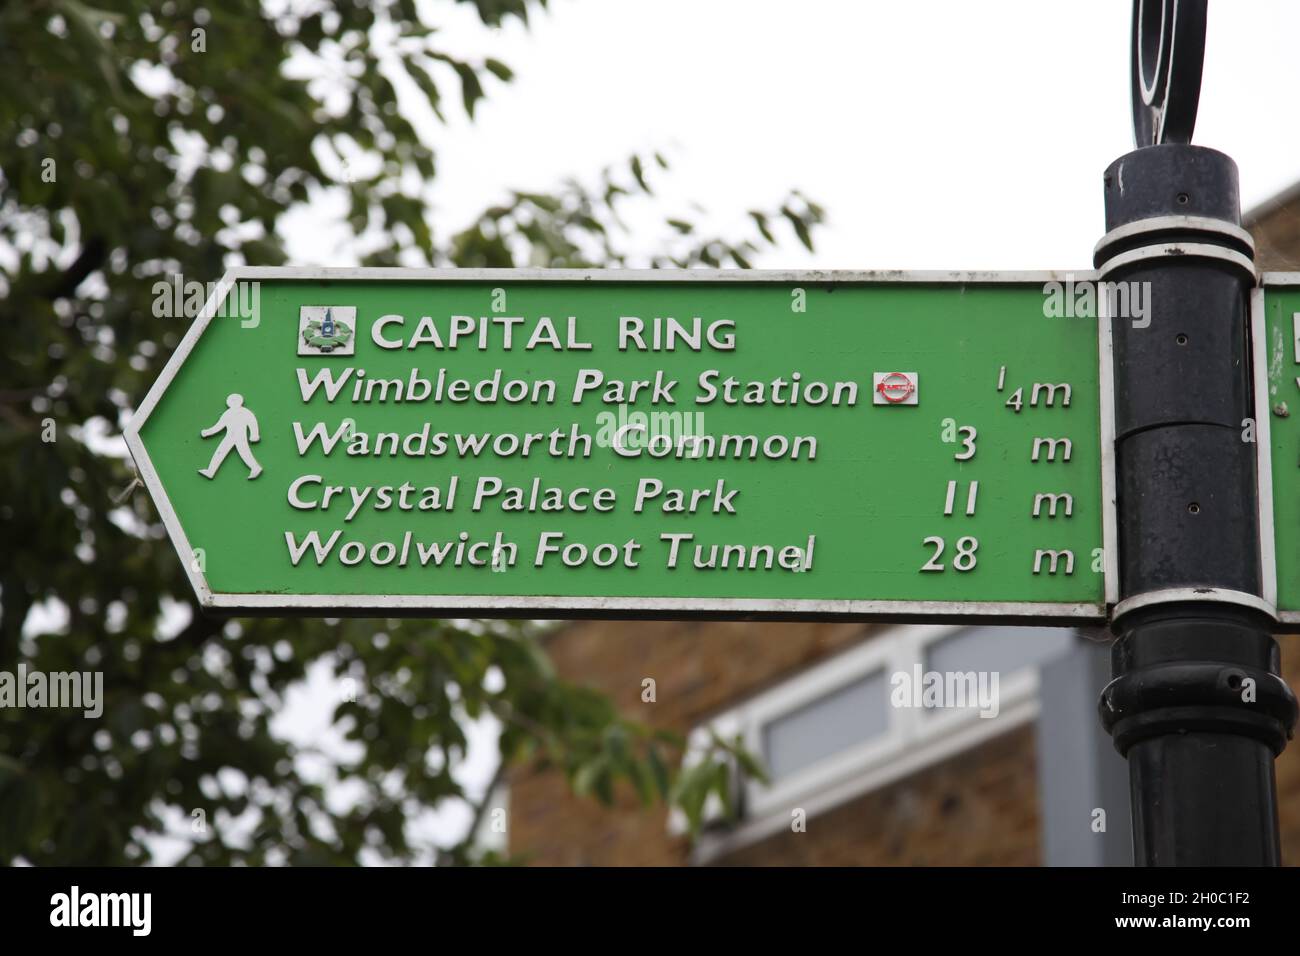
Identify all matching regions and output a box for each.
[484,58,514,81]
[454,62,485,117]
[630,155,650,193]
[730,740,769,785]
[646,746,670,799]
[782,205,815,251]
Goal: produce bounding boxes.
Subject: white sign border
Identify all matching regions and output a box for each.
[1256,273,1299,630]
[123,266,1114,623]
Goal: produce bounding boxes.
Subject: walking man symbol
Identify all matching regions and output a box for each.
[198,393,263,480]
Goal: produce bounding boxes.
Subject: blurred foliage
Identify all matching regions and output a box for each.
[0,0,818,864]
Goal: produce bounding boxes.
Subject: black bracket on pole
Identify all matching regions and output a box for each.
[1096,1,1298,865]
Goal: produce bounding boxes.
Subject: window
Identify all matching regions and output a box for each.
[682,624,1076,861]
[763,669,889,782]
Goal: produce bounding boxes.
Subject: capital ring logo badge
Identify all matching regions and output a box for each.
[299,306,356,356]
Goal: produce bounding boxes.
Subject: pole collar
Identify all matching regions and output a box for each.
[1112,587,1278,626]
[1096,241,1256,284]
[1093,214,1254,262]
[1101,662,1297,756]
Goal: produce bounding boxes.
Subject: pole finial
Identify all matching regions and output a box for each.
[1132,0,1207,147]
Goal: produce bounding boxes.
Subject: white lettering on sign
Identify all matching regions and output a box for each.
[371,314,593,351]
[617,316,736,351]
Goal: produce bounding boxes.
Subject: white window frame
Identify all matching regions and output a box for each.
[741,632,909,820]
[684,623,1060,863]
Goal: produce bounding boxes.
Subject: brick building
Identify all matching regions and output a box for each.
[505,183,1300,866]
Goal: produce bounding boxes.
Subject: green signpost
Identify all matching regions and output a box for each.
[1256,274,1300,629]
[125,268,1108,620]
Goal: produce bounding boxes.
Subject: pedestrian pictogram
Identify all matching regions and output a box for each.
[198,393,263,480]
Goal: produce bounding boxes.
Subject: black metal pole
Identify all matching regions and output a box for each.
[1094,2,1297,864]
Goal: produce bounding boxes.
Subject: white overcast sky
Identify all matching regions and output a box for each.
[289,0,1300,270]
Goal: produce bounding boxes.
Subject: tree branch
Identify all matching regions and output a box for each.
[42,236,107,301]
